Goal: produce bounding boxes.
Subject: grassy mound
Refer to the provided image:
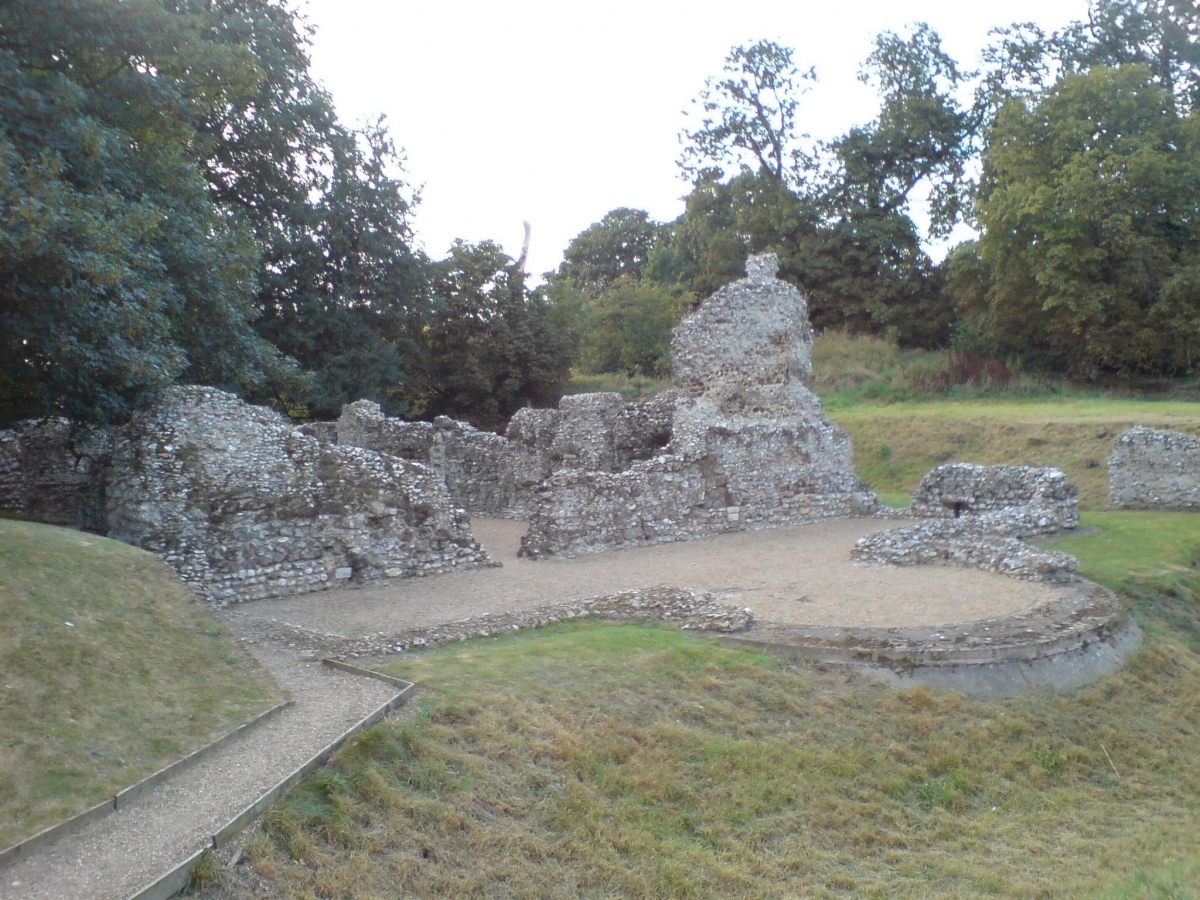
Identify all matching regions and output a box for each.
[230,510,1200,899]
[0,519,280,847]
[827,398,1200,509]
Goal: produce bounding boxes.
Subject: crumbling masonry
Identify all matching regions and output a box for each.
[517,254,880,556]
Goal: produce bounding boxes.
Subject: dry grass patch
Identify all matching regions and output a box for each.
[225,605,1200,898]
[0,519,280,846]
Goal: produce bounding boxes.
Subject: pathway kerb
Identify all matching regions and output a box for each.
[0,700,293,872]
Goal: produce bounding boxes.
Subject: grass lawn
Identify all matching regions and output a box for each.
[0,519,281,847]
[826,398,1200,510]
[232,510,1200,899]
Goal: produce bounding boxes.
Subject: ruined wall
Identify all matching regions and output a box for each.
[909,463,1079,536]
[521,255,878,558]
[1108,426,1200,511]
[851,518,1078,583]
[0,429,22,514]
[106,387,492,606]
[853,462,1080,582]
[0,419,111,532]
[335,392,684,521]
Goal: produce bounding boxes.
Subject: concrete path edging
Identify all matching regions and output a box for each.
[123,662,414,900]
[0,700,292,872]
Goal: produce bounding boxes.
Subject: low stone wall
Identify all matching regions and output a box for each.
[335,392,685,521]
[910,463,1079,535]
[851,518,1079,583]
[106,387,493,606]
[1108,426,1200,511]
[0,419,111,532]
[243,586,755,660]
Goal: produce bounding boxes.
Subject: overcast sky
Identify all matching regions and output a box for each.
[299,0,1091,279]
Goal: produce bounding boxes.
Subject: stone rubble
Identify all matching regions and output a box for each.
[851,517,1079,582]
[238,586,755,660]
[853,463,1082,582]
[519,254,879,558]
[104,386,494,606]
[1107,425,1200,510]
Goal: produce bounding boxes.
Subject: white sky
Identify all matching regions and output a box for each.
[299,0,1090,280]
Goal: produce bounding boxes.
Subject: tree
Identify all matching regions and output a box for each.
[976,64,1200,375]
[190,0,428,418]
[420,241,574,429]
[0,0,294,426]
[577,278,693,378]
[553,208,662,296]
[1059,0,1200,109]
[678,40,816,184]
[827,24,980,237]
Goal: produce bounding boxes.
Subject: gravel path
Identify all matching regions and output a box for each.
[224,517,1066,638]
[0,647,396,900]
[3,515,1066,899]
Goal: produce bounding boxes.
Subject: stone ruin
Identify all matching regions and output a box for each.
[328,390,679,521]
[852,463,1080,582]
[909,463,1079,536]
[1108,426,1200,511]
[0,418,110,532]
[519,254,879,557]
[1,387,492,606]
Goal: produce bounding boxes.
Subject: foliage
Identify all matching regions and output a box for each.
[0,0,294,426]
[678,39,816,184]
[192,0,429,418]
[977,65,1200,376]
[577,277,693,377]
[0,519,279,847]
[418,241,575,430]
[553,208,663,296]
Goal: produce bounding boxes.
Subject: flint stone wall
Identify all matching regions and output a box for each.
[521,254,878,558]
[852,518,1079,583]
[0,419,111,532]
[910,463,1079,535]
[334,392,681,520]
[106,386,492,606]
[1108,426,1200,510]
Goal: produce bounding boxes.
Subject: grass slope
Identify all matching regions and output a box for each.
[229,511,1200,899]
[0,519,280,846]
[828,398,1200,509]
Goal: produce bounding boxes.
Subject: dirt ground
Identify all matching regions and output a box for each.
[222,517,1067,638]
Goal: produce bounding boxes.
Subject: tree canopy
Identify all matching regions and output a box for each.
[976,64,1200,375]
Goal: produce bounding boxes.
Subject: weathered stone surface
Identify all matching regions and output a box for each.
[851,518,1078,583]
[240,586,754,660]
[1108,426,1200,510]
[332,392,686,521]
[105,386,493,606]
[910,463,1079,536]
[671,252,813,396]
[854,462,1080,582]
[520,255,878,557]
[0,419,111,531]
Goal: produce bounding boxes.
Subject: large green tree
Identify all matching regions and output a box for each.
[976,64,1200,375]
[420,241,574,429]
[0,0,294,425]
[187,0,428,418]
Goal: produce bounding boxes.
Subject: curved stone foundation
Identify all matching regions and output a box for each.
[720,579,1137,696]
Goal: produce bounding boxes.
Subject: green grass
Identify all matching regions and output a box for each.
[827,399,1200,510]
[238,581,1200,898]
[0,519,281,847]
